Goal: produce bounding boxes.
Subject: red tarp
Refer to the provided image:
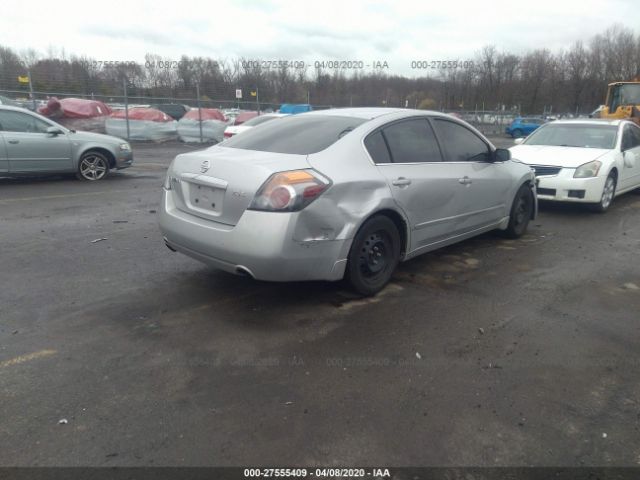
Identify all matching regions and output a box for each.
[38,97,112,118]
[111,107,173,122]
[234,111,259,125]
[182,108,226,121]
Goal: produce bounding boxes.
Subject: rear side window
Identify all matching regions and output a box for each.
[432,119,490,162]
[381,119,442,163]
[364,131,391,164]
[223,115,367,154]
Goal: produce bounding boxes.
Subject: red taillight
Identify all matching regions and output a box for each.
[249,170,331,212]
[224,131,233,138]
[303,184,326,198]
[269,185,294,209]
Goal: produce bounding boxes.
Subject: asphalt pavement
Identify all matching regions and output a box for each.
[1,138,639,467]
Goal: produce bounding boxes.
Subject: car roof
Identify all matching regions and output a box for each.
[306,107,408,119]
[549,118,625,126]
[305,107,453,120]
[0,105,35,113]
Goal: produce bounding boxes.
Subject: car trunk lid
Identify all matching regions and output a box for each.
[171,146,310,226]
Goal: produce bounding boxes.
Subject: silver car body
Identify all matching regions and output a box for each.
[159,108,536,282]
[0,105,133,176]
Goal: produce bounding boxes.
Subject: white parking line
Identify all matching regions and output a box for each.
[0,349,57,369]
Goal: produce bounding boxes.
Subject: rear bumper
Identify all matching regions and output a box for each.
[535,170,606,203]
[159,189,349,282]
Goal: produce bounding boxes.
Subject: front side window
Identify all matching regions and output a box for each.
[0,111,50,133]
[631,125,640,147]
[381,119,442,163]
[622,125,640,150]
[432,119,490,162]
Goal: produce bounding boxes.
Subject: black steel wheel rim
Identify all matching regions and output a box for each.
[514,192,530,226]
[358,231,390,279]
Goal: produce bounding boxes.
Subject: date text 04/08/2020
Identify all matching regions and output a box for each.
[242,467,391,478]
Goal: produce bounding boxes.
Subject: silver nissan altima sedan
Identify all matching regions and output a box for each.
[160,108,537,295]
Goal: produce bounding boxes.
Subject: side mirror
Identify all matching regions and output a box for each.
[513,137,525,145]
[493,148,511,162]
[623,150,636,168]
[46,126,64,136]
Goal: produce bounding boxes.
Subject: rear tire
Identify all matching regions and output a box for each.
[503,184,533,238]
[345,216,401,296]
[76,151,110,181]
[588,173,616,213]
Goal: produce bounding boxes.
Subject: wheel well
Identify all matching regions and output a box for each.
[368,209,409,256]
[609,167,618,180]
[81,148,116,169]
[519,180,536,219]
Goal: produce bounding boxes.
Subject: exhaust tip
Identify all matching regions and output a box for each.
[235,266,254,278]
[163,237,177,252]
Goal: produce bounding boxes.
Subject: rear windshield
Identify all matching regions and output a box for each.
[223,115,367,154]
[242,115,281,127]
[524,124,617,149]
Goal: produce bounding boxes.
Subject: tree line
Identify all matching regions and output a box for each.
[0,24,639,115]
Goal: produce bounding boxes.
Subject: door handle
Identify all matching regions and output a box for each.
[458,176,472,185]
[392,177,412,187]
[8,140,19,144]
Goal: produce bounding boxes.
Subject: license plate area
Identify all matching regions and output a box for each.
[185,181,225,215]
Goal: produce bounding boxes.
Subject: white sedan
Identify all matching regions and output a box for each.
[223,113,288,138]
[510,119,640,212]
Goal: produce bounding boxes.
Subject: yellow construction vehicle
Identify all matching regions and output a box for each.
[600,77,640,124]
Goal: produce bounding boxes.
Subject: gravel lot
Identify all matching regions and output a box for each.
[1,137,639,467]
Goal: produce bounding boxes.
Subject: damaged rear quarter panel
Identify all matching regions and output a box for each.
[294,128,404,244]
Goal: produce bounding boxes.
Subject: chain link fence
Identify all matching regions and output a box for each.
[0,85,334,143]
[2,84,535,142]
[444,110,520,135]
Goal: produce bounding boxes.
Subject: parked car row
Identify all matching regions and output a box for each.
[2,104,638,296]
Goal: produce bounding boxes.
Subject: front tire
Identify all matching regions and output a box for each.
[589,173,616,213]
[77,151,110,181]
[512,129,523,138]
[345,216,401,296]
[503,184,533,238]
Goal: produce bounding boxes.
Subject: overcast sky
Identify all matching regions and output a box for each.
[1,0,639,76]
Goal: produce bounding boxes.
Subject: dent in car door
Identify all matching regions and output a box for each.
[431,118,512,232]
[365,119,470,251]
[0,110,72,173]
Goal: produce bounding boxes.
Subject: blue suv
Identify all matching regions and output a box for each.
[506,117,545,138]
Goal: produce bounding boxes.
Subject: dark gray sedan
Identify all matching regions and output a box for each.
[0,105,133,181]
